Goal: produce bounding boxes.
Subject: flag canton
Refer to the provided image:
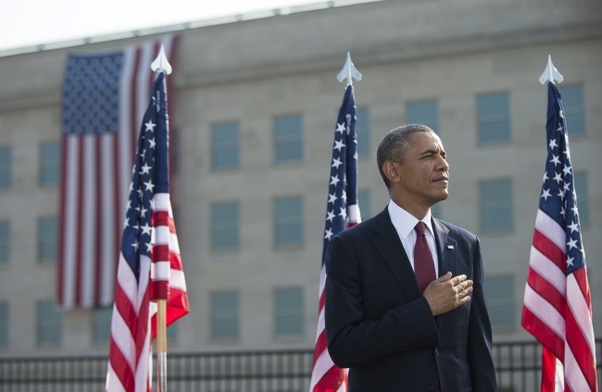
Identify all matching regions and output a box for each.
[539,83,585,274]
[121,73,168,275]
[62,52,123,135]
[322,85,358,262]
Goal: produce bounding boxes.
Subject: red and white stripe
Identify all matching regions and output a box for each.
[106,249,153,392]
[106,192,188,392]
[310,206,359,392]
[309,265,348,392]
[150,193,188,332]
[522,211,597,391]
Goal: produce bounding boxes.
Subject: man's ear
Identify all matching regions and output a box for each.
[382,161,400,184]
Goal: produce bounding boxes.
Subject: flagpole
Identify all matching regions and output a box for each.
[151,44,172,392]
[309,51,361,392]
[156,301,167,392]
[536,53,565,392]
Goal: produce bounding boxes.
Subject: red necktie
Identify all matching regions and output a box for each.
[414,222,435,292]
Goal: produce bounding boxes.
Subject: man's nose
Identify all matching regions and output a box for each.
[437,155,449,170]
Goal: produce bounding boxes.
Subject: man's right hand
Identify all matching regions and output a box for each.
[423,272,473,316]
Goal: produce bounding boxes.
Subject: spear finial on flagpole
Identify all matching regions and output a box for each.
[539,54,563,85]
[337,52,362,86]
[151,44,172,75]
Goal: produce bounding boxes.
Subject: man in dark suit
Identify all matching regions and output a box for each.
[325,124,497,391]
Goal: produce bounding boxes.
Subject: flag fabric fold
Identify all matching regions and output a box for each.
[310,84,361,392]
[105,67,188,391]
[58,37,179,310]
[521,82,597,392]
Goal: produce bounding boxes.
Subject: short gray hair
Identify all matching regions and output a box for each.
[376,124,434,188]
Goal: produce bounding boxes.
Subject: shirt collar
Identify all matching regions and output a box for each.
[387,199,433,239]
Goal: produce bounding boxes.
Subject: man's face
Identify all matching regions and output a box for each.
[392,131,449,207]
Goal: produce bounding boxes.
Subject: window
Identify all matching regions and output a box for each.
[274,196,303,246]
[0,220,9,264]
[356,107,370,157]
[40,142,60,186]
[477,92,511,144]
[37,217,57,263]
[274,288,304,336]
[274,115,303,163]
[211,202,240,251]
[560,84,585,135]
[479,179,513,231]
[485,275,515,328]
[36,300,61,345]
[92,307,112,344]
[211,122,240,170]
[358,189,371,220]
[407,99,439,134]
[0,147,11,190]
[210,291,239,340]
[574,172,589,226]
[0,302,7,346]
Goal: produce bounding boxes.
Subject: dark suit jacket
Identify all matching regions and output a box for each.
[325,207,497,392]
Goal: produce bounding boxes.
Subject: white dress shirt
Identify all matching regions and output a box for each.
[387,200,439,277]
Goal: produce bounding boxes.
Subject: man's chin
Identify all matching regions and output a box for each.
[435,192,449,202]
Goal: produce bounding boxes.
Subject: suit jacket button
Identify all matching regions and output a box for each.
[434,348,439,356]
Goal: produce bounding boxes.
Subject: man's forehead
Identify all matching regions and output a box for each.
[410,131,444,147]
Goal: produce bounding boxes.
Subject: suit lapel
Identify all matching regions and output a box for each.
[370,208,420,299]
[432,218,458,277]
[432,218,458,329]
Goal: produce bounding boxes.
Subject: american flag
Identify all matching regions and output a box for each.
[310,84,361,392]
[522,82,597,392]
[58,37,178,310]
[105,69,189,391]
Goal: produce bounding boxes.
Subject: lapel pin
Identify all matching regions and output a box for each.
[447,245,455,250]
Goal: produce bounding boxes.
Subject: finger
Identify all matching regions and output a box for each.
[458,284,473,297]
[451,274,468,286]
[457,279,473,290]
[437,271,453,282]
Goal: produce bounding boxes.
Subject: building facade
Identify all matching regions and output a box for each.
[0,0,601,359]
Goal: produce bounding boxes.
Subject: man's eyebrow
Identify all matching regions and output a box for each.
[418,149,447,159]
[419,149,439,157]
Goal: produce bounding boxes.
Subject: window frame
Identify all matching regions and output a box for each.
[406,99,439,134]
[36,300,62,346]
[210,290,240,341]
[210,201,240,251]
[274,114,304,164]
[40,141,60,186]
[477,92,511,145]
[211,121,240,171]
[273,196,304,247]
[0,147,12,190]
[274,287,304,337]
[479,178,513,232]
[485,275,516,330]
